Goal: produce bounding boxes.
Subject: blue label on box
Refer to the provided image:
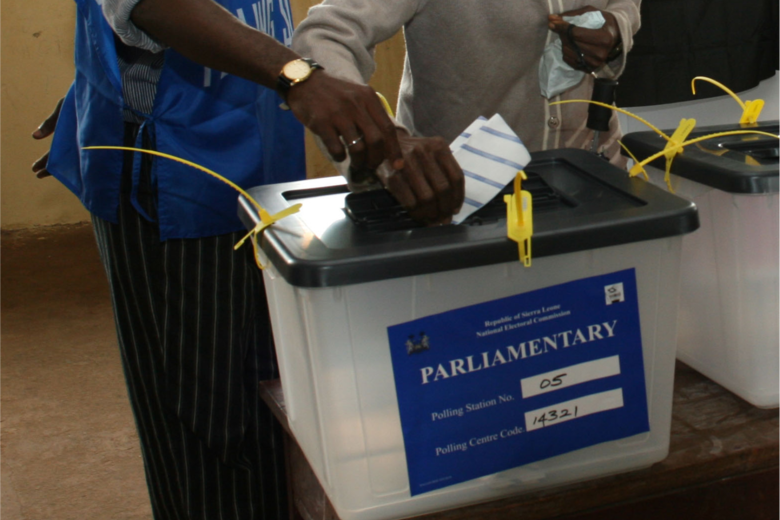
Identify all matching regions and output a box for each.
[387,269,650,496]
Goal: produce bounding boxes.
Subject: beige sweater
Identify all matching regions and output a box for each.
[293,0,641,172]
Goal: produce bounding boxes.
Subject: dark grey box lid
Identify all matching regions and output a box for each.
[239,149,699,288]
[621,121,779,194]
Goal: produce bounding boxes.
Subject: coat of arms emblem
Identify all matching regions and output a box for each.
[405,332,430,355]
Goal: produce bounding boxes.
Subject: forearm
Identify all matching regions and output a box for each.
[292,0,417,184]
[131,0,298,89]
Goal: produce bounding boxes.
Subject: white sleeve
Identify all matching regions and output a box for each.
[101,0,168,53]
[602,0,641,77]
[292,0,422,188]
[292,0,422,84]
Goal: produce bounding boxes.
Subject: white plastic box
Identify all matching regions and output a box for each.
[240,150,699,520]
[623,123,779,408]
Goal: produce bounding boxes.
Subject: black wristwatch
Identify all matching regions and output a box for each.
[276,58,323,102]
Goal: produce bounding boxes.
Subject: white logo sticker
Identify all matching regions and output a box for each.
[605,283,625,305]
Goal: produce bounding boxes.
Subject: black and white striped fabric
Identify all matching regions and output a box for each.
[115,37,164,124]
[92,124,288,519]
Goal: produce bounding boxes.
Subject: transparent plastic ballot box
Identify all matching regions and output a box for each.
[622,122,779,409]
[238,149,699,520]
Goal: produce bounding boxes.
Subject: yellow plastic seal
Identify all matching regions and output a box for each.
[504,170,533,267]
[691,76,765,126]
[550,99,672,141]
[618,140,649,180]
[551,97,778,192]
[629,130,779,179]
[658,118,697,192]
[84,146,301,270]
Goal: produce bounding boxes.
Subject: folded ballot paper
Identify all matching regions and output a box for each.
[450,114,531,224]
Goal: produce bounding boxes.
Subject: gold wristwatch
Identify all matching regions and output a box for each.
[277,58,323,101]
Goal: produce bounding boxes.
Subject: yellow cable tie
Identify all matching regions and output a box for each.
[661,118,697,192]
[691,76,765,125]
[618,140,649,180]
[691,76,745,109]
[629,130,779,180]
[241,204,301,270]
[740,100,765,126]
[235,204,302,247]
[84,145,301,269]
[376,92,395,118]
[550,99,671,141]
[504,170,533,267]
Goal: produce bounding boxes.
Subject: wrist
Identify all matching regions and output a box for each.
[607,42,623,63]
[276,58,323,103]
[607,37,623,62]
[601,10,623,62]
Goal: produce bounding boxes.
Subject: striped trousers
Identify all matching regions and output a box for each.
[91,124,287,519]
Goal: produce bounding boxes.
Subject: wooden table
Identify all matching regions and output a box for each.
[260,362,778,520]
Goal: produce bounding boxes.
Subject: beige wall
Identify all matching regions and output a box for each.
[0,0,405,229]
[1,0,88,229]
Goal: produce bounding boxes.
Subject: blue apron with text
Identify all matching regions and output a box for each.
[48,0,305,240]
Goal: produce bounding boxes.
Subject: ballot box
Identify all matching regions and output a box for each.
[239,149,699,520]
[623,122,779,409]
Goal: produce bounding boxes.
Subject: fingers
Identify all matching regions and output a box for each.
[31,97,62,179]
[563,23,615,49]
[340,118,380,173]
[416,142,463,219]
[32,97,64,140]
[338,92,404,172]
[559,32,602,70]
[437,147,465,213]
[339,124,367,168]
[384,136,464,225]
[404,144,446,222]
[551,22,614,70]
[32,152,51,178]
[287,73,404,171]
[363,95,404,171]
[385,170,416,209]
[318,127,348,163]
[548,9,619,71]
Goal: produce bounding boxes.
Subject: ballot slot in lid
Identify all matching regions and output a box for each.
[717,134,779,164]
[342,170,573,233]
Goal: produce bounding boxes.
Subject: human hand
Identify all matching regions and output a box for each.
[286,71,405,173]
[31,97,64,179]
[377,130,464,225]
[548,6,621,72]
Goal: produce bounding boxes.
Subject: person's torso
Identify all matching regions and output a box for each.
[48,0,305,240]
[399,0,620,160]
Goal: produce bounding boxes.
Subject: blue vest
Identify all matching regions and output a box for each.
[48,0,305,240]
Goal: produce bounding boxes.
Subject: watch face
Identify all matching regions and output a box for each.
[283,59,312,81]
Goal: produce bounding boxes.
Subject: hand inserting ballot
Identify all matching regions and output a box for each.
[376,130,465,226]
[548,6,622,73]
